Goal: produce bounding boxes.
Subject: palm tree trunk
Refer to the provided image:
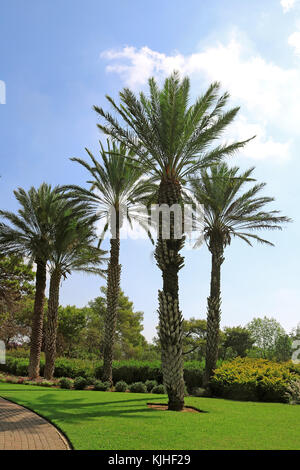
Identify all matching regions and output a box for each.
[28,259,47,379]
[44,269,61,380]
[102,223,121,384]
[155,178,185,411]
[204,244,224,387]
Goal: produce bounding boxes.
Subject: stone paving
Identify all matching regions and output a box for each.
[0,397,70,450]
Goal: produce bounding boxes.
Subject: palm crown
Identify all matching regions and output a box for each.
[0,184,61,262]
[94,71,252,182]
[190,163,291,250]
[48,201,107,278]
[61,140,153,237]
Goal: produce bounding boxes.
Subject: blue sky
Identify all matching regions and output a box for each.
[0,0,299,341]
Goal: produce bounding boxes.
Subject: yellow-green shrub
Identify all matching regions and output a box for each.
[210,358,300,403]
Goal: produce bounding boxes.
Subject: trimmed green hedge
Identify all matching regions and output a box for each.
[0,356,205,391]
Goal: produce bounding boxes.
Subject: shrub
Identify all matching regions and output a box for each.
[145,380,157,392]
[59,377,73,389]
[0,356,207,388]
[183,367,204,393]
[95,360,163,384]
[152,384,166,394]
[15,360,29,377]
[115,380,128,392]
[74,376,88,390]
[128,382,147,393]
[210,358,298,403]
[85,376,96,386]
[94,380,111,391]
[40,381,54,387]
[4,347,31,358]
[5,376,18,384]
[53,358,96,379]
[285,379,300,404]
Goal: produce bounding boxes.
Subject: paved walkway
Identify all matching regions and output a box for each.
[0,397,70,450]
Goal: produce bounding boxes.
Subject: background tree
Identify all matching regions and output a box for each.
[87,287,147,360]
[0,184,61,378]
[55,289,147,360]
[182,318,207,361]
[56,305,87,357]
[191,163,290,386]
[0,256,34,308]
[0,305,30,349]
[0,256,35,348]
[274,333,293,362]
[247,316,286,359]
[94,71,250,410]
[222,326,254,358]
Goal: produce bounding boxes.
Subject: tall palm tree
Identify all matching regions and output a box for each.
[60,140,153,384]
[0,184,60,378]
[190,163,291,386]
[44,204,106,380]
[93,71,251,410]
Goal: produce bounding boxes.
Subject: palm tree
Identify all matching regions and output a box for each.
[190,163,291,386]
[44,203,106,380]
[0,184,60,378]
[60,140,153,384]
[93,71,251,410]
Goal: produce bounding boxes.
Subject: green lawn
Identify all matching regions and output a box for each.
[0,382,299,450]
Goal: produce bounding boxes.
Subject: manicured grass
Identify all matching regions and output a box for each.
[0,382,299,450]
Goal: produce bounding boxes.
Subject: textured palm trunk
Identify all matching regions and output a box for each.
[44,269,61,380]
[102,221,121,384]
[154,178,185,411]
[204,243,224,387]
[28,259,47,379]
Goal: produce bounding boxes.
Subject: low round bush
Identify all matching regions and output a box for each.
[145,379,157,392]
[74,376,88,390]
[151,384,166,394]
[5,376,19,384]
[115,380,128,392]
[85,376,96,386]
[40,381,54,387]
[128,382,147,393]
[94,380,111,391]
[59,377,73,389]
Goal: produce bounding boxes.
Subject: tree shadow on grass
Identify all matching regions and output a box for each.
[0,391,175,424]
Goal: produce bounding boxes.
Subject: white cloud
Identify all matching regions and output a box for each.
[101,35,300,163]
[230,116,291,162]
[288,31,300,55]
[101,46,185,89]
[280,0,296,13]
